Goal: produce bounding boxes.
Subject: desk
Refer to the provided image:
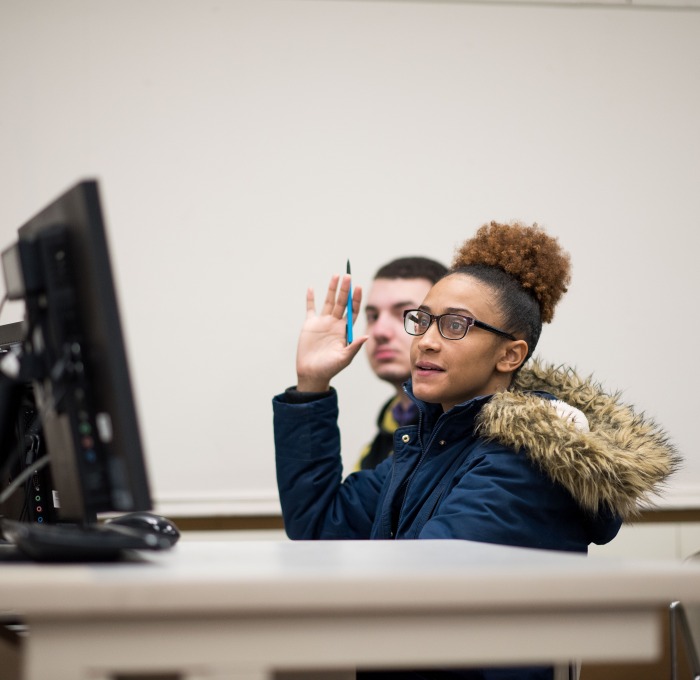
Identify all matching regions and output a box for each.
[2,539,700,680]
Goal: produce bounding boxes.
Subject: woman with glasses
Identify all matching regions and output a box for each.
[272,221,679,680]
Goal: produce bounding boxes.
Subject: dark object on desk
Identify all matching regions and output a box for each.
[0,357,58,527]
[0,517,175,562]
[0,180,156,562]
[0,540,32,562]
[0,179,152,522]
[106,511,180,547]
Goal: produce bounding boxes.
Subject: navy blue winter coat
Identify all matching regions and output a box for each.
[274,386,619,551]
[272,359,679,680]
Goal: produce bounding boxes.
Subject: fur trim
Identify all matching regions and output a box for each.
[475,357,682,520]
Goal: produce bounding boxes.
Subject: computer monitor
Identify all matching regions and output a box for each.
[0,179,152,526]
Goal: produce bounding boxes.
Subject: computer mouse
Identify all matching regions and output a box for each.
[106,512,181,546]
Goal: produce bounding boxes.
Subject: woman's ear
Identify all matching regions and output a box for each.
[495,340,529,374]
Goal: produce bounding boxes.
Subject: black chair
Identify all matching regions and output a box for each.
[669,550,700,680]
[670,601,700,680]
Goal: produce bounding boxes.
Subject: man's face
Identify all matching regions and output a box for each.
[364,277,434,389]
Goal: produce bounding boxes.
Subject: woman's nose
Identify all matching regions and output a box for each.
[416,321,442,349]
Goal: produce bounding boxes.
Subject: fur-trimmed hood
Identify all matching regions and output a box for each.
[476,358,681,521]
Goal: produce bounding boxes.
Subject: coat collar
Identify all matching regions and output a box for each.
[403,358,680,520]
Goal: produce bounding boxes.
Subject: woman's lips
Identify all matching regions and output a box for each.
[414,361,445,375]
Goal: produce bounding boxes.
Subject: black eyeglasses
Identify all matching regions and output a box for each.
[403,309,516,341]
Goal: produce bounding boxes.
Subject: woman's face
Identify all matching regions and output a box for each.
[409,273,514,412]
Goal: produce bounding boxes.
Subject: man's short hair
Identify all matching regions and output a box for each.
[374,256,447,284]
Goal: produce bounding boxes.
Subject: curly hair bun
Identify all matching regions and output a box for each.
[452,221,571,323]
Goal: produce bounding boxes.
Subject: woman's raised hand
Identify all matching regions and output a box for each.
[295,273,367,393]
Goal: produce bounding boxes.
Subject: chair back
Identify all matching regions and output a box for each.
[670,550,700,680]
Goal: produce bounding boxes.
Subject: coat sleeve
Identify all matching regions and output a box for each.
[417,442,621,552]
[273,390,388,540]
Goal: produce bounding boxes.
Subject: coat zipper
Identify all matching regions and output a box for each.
[393,411,447,538]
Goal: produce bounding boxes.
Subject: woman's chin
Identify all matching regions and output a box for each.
[412,384,440,404]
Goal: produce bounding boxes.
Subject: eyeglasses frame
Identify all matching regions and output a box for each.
[403,309,517,342]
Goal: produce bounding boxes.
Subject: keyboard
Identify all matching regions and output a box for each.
[0,518,174,562]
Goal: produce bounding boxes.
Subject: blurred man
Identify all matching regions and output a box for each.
[357,256,447,470]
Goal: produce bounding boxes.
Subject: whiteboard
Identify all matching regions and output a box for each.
[0,0,698,515]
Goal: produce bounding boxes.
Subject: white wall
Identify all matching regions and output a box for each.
[1,0,699,516]
[180,522,700,561]
[588,521,700,560]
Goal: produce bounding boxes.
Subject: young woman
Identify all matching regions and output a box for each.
[272,221,679,680]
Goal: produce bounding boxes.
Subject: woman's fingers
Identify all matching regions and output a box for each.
[317,273,355,319]
[305,286,316,317]
[319,274,341,316]
[350,284,362,323]
[335,274,352,318]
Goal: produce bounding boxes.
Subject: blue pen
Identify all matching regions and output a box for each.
[346,259,353,344]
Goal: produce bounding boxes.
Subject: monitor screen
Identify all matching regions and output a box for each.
[0,179,152,525]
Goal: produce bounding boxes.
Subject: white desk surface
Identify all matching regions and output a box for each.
[1,538,699,614]
[2,539,700,680]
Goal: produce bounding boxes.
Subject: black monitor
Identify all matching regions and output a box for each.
[0,180,174,560]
